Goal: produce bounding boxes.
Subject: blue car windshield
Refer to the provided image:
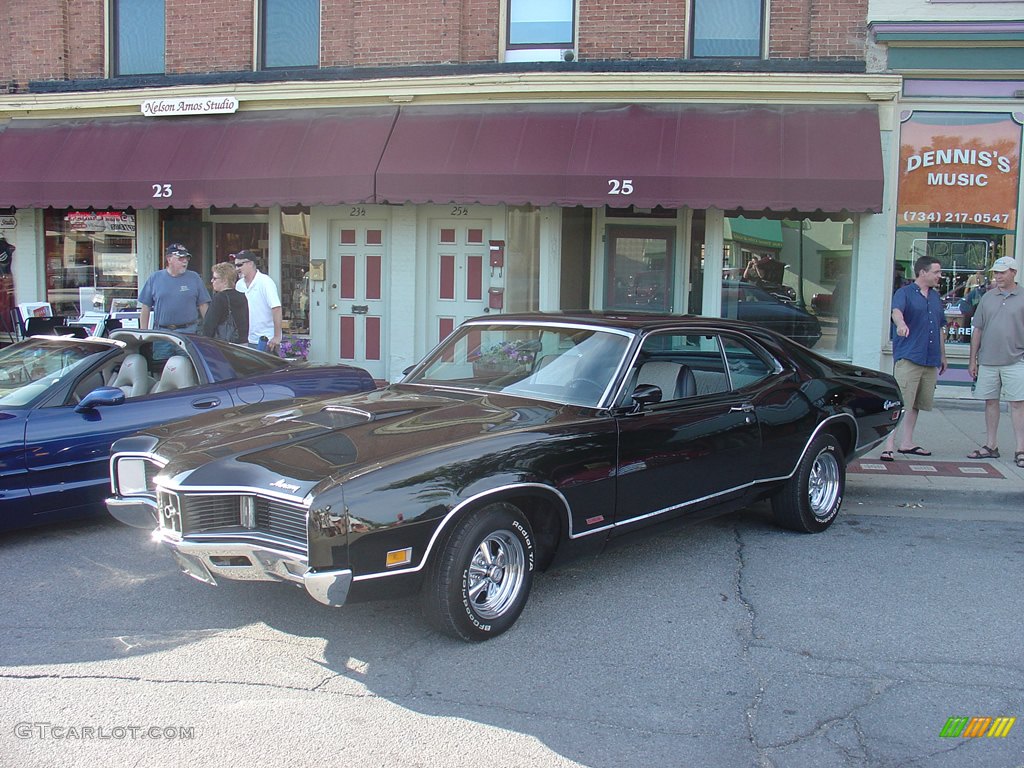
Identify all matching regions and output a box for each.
[0,338,113,406]
[407,323,633,407]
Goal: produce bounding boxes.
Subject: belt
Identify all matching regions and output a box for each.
[160,321,197,330]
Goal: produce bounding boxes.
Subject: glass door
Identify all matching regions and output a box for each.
[605,226,675,312]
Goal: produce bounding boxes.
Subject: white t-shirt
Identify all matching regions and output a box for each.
[236,270,281,344]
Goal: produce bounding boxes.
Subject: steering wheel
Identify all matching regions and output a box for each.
[565,377,604,404]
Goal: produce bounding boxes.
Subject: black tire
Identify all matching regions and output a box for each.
[771,433,845,533]
[421,503,535,642]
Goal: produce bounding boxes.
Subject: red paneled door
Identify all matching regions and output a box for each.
[429,221,490,346]
[331,220,387,379]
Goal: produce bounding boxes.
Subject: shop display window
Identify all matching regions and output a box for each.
[722,216,854,356]
[893,230,1015,346]
[44,210,138,318]
[281,208,310,334]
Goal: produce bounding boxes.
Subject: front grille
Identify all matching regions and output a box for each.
[173,492,309,545]
[156,489,183,535]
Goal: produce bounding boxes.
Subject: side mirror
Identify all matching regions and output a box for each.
[75,386,126,413]
[630,383,662,413]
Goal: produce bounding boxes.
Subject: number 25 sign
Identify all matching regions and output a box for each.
[608,179,634,195]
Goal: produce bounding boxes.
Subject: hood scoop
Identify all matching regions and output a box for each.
[308,405,375,429]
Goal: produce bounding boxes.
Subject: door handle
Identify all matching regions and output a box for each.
[191,398,220,409]
[329,304,338,310]
[729,404,755,413]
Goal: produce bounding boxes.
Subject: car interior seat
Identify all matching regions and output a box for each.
[151,355,198,394]
[108,353,154,398]
[636,361,696,401]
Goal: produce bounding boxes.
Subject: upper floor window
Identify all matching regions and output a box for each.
[112,0,165,76]
[260,0,320,69]
[506,0,575,62]
[691,0,764,58]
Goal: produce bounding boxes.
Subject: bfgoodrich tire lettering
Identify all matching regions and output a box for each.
[771,433,845,533]
[421,503,535,642]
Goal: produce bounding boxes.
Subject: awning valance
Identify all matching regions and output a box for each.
[0,107,399,209]
[375,103,884,213]
[0,102,883,214]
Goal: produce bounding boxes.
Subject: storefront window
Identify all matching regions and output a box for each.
[893,230,1015,345]
[44,210,138,317]
[722,215,853,355]
[280,208,310,333]
[895,111,1021,348]
[505,206,541,312]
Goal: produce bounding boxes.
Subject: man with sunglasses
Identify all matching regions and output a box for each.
[138,243,210,333]
[233,249,282,353]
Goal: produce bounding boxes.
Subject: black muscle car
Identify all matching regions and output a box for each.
[108,313,902,641]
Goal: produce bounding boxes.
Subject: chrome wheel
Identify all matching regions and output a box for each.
[467,529,527,620]
[808,449,842,520]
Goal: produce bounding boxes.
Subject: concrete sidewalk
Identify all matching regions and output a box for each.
[844,394,1023,518]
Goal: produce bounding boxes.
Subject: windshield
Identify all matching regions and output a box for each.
[0,338,113,406]
[406,323,633,407]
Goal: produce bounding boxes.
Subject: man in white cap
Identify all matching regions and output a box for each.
[967,256,1024,467]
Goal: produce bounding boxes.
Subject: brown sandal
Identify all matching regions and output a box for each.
[967,446,999,459]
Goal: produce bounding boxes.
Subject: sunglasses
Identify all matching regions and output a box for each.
[234,260,251,268]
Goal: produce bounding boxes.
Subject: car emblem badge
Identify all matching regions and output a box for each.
[270,479,301,492]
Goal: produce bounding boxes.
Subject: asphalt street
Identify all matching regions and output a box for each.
[1,445,1021,768]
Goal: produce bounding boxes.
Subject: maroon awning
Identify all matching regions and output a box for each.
[375,103,884,213]
[0,107,398,209]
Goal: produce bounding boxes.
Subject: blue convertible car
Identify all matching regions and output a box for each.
[0,329,375,532]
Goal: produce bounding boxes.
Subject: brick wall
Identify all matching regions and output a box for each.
[461,0,500,63]
[1,1,868,90]
[808,0,868,58]
[67,0,104,80]
[165,0,251,74]
[345,0,463,66]
[6,0,69,86]
[771,0,868,58]
[579,0,688,60]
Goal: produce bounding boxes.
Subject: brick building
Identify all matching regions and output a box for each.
[0,0,912,379]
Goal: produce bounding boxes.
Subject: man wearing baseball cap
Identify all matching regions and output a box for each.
[967,256,1024,466]
[138,243,211,334]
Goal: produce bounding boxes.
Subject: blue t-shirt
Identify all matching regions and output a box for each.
[138,269,211,329]
[891,282,946,367]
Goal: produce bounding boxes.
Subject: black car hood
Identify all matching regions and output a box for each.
[154,386,576,493]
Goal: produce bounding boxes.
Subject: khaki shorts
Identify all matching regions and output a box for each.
[894,359,938,411]
[974,359,1024,401]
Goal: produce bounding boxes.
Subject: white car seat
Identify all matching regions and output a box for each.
[636,361,696,401]
[109,353,154,398]
[151,356,198,394]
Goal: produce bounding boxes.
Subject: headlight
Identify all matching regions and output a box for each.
[116,457,150,495]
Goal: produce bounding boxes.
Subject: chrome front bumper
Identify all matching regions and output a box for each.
[107,497,159,529]
[106,496,352,607]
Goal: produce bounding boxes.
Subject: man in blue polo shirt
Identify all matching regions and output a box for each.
[138,243,210,333]
[880,255,947,461]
